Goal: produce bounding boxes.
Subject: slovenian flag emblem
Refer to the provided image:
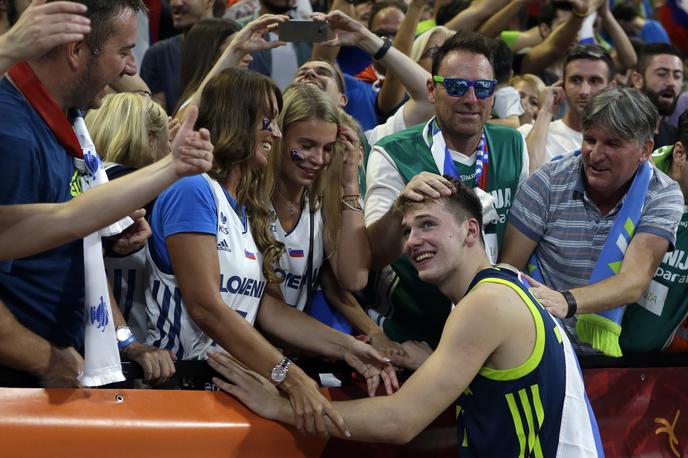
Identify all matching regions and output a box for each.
[244,249,256,260]
[288,248,305,258]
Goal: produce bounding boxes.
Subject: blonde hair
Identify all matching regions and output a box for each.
[263,84,342,253]
[509,73,546,102]
[85,92,167,169]
[410,26,454,63]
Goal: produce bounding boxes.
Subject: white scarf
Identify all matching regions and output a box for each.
[73,114,131,386]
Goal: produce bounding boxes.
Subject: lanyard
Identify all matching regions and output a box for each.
[7,62,83,158]
[430,118,489,190]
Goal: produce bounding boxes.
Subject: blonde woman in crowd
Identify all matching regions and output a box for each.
[509,73,546,126]
[262,84,405,359]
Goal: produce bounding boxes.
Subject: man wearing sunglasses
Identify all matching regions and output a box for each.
[363,30,529,354]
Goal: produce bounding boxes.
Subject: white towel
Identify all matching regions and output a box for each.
[72,114,131,386]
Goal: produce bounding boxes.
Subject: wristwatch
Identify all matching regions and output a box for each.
[116,326,136,349]
[270,357,292,385]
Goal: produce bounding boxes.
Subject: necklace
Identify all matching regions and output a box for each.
[273,187,302,216]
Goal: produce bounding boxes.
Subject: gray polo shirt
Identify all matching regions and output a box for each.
[508,153,683,292]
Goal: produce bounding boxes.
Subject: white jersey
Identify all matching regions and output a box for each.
[103,163,148,343]
[105,249,148,343]
[145,174,266,359]
[270,196,324,311]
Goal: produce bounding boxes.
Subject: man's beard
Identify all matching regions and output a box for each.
[68,60,106,111]
[262,0,294,15]
[644,85,678,116]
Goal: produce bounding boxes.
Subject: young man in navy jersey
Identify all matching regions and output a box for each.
[208,179,603,457]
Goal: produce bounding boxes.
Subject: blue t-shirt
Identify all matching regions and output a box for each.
[140,34,184,114]
[344,74,378,131]
[150,175,247,275]
[0,78,85,349]
[149,175,218,274]
[337,46,372,77]
[641,19,671,43]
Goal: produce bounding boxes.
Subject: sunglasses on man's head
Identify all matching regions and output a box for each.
[433,76,497,99]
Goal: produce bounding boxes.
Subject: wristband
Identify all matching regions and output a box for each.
[561,290,578,319]
[373,37,392,60]
[573,9,588,18]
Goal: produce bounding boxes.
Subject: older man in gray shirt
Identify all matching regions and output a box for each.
[500,87,683,354]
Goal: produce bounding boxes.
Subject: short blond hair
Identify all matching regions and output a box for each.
[85,92,167,169]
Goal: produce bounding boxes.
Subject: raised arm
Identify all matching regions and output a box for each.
[444,0,511,32]
[0,0,90,74]
[0,108,213,261]
[311,0,354,63]
[326,123,371,290]
[521,0,595,75]
[376,0,425,115]
[597,0,637,71]
[317,10,433,130]
[176,14,288,120]
[523,84,565,172]
[478,0,530,38]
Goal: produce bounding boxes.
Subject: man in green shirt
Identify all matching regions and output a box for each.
[621,110,688,352]
[363,30,528,349]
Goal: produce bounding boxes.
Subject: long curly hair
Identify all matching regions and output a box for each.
[195,68,285,282]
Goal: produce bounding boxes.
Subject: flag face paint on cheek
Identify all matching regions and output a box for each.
[290,149,305,162]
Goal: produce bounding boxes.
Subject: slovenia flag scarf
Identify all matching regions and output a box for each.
[528,151,652,357]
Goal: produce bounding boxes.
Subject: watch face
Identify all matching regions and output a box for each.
[271,366,287,383]
[116,327,133,342]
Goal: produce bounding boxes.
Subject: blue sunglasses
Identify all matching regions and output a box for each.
[433,76,497,99]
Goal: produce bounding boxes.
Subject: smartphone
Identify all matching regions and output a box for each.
[278,20,330,43]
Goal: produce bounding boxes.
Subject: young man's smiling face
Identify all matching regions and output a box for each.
[402,199,468,285]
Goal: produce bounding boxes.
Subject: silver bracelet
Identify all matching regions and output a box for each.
[342,199,363,213]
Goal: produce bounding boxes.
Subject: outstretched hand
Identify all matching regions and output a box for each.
[208,351,286,420]
[1,0,91,63]
[170,106,214,177]
[344,338,399,397]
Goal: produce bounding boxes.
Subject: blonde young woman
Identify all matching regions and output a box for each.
[85,92,171,346]
[145,68,395,436]
[262,84,406,358]
[509,73,546,126]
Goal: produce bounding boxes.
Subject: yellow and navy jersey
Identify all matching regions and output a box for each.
[456,267,603,457]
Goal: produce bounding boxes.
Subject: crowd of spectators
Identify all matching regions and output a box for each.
[1,0,687,452]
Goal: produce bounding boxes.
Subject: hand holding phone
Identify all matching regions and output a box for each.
[278,20,330,42]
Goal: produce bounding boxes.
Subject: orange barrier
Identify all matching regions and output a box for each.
[0,388,328,458]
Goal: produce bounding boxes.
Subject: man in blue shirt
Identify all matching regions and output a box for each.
[0,0,174,387]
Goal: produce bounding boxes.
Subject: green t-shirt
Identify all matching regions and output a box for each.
[620,146,688,352]
[368,122,524,347]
